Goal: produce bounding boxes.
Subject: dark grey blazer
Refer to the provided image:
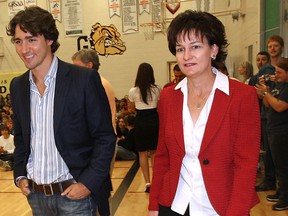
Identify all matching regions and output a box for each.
[10,59,116,197]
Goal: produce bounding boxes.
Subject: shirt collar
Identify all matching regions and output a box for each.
[29,55,58,84]
[174,67,230,96]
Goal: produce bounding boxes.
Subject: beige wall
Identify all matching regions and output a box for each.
[0,0,260,98]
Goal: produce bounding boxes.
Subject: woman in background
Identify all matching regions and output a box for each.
[148,10,260,216]
[116,117,128,147]
[238,61,254,84]
[128,63,161,192]
[115,115,137,160]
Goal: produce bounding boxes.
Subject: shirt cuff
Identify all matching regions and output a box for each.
[16,176,28,187]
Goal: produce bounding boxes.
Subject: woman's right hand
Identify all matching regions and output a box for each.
[147,210,159,216]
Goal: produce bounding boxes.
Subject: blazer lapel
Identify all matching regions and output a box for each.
[200,88,231,154]
[20,72,31,143]
[172,89,185,152]
[53,60,70,134]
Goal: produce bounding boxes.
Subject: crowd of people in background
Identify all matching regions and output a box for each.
[251,35,288,211]
[0,93,15,171]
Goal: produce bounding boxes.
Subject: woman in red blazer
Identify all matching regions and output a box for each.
[148,10,261,216]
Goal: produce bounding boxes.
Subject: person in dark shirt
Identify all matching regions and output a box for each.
[251,36,284,193]
[116,115,137,160]
[255,58,288,211]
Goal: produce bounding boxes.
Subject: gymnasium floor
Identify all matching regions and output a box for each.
[0,160,288,216]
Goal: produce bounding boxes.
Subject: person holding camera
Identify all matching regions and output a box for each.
[255,58,288,211]
[251,35,284,193]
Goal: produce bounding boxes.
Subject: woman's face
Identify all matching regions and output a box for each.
[118,118,126,128]
[238,64,246,75]
[175,31,217,79]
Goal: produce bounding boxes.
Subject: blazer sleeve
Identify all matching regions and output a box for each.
[10,73,31,183]
[225,85,261,215]
[148,88,173,210]
[74,69,116,195]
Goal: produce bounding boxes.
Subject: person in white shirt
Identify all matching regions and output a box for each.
[0,125,15,171]
[128,63,161,193]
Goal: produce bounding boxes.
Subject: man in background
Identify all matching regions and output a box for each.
[72,49,116,216]
[164,64,185,88]
[72,49,116,129]
[256,51,270,70]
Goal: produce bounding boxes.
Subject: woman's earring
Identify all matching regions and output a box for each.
[212,54,216,60]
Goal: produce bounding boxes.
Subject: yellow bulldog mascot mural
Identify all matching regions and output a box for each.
[90,23,126,56]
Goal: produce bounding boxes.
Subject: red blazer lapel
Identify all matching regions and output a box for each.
[200,88,231,154]
[171,88,185,152]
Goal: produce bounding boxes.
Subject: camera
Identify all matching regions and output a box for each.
[261,74,270,82]
[259,72,275,86]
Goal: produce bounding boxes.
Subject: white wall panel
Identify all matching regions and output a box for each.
[0,0,260,97]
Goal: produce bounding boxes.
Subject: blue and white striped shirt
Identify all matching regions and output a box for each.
[27,56,73,184]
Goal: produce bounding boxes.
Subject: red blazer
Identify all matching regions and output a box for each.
[149,79,260,216]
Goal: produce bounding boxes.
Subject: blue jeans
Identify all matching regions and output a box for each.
[27,191,96,216]
[116,146,137,160]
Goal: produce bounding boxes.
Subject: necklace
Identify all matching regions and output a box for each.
[195,94,208,109]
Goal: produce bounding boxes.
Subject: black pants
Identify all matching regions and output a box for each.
[262,119,276,185]
[268,131,288,201]
[159,205,189,216]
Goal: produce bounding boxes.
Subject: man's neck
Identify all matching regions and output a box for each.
[271,56,281,67]
[31,54,54,83]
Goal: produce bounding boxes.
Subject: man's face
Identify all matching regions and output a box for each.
[173,70,185,83]
[256,54,269,69]
[267,41,283,58]
[13,25,53,71]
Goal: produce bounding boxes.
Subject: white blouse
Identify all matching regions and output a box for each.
[171,69,229,216]
[128,85,161,110]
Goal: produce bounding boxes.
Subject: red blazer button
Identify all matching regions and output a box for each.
[203,159,209,165]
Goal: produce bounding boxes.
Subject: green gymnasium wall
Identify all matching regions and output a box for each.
[264,0,280,47]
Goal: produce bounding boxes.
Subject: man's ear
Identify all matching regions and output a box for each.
[87,62,94,69]
[47,40,53,46]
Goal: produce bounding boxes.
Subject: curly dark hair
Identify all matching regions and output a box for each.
[6,6,60,53]
[167,10,228,64]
